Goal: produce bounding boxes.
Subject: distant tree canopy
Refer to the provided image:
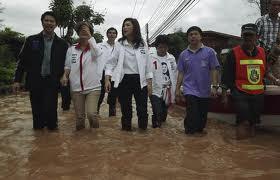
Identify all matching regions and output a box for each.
[49,0,105,42]
[73,4,105,26]
[167,30,187,60]
[0,28,25,87]
[49,0,74,37]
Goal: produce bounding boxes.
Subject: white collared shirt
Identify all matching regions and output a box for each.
[123,40,139,74]
[98,41,115,71]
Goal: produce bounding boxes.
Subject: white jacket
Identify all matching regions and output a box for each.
[150,52,177,103]
[65,37,103,92]
[105,41,153,88]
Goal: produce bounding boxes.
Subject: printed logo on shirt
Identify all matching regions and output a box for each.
[162,62,171,86]
[247,65,260,84]
[71,54,78,63]
[170,61,175,71]
[139,47,146,54]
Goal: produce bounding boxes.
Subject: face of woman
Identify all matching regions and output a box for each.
[78,25,91,39]
[123,21,134,38]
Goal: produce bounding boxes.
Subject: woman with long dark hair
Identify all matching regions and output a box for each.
[104,18,153,131]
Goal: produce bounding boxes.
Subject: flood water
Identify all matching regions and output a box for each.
[0,92,280,180]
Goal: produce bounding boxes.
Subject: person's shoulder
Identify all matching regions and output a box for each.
[167,52,176,61]
[180,49,189,56]
[56,35,68,45]
[26,33,41,40]
[203,46,216,54]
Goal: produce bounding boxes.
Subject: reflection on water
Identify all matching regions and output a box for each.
[0,92,280,180]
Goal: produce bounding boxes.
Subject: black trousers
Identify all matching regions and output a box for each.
[29,76,59,130]
[98,71,118,111]
[232,89,264,126]
[150,95,168,127]
[184,95,209,133]
[60,83,71,109]
[118,74,148,130]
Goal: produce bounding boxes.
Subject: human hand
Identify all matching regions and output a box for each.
[211,87,218,98]
[147,83,152,97]
[79,26,92,40]
[175,89,181,103]
[105,77,111,93]
[60,75,69,87]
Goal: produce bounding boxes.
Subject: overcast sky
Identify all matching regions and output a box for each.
[1,0,260,39]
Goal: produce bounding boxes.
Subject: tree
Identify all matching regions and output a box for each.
[167,30,187,61]
[0,27,24,61]
[246,0,264,15]
[0,28,24,88]
[73,4,105,26]
[93,32,104,43]
[49,0,74,36]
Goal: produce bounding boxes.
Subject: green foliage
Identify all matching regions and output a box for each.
[49,0,74,36]
[0,27,24,59]
[93,32,104,43]
[0,28,24,88]
[73,4,105,26]
[167,30,187,60]
[0,45,16,86]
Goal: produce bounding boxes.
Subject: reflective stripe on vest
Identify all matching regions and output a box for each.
[241,84,264,90]
[240,59,263,65]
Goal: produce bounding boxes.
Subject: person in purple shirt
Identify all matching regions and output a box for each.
[175,26,220,135]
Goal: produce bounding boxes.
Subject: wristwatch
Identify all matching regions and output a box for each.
[212,85,219,89]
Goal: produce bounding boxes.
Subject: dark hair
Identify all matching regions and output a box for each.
[118,18,144,49]
[107,27,118,36]
[154,35,169,47]
[41,11,57,23]
[186,26,203,36]
[75,21,94,36]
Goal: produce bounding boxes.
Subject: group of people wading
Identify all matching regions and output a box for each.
[12,0,280,140]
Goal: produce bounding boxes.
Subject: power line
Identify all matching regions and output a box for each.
[149,0,181,30]
[137,0,147,19]
[131,0,138,17]
[149,0,192,39]
[149,0,196,42]
[149,0,200,42]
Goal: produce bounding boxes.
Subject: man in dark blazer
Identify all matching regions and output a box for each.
[13,11,68,130]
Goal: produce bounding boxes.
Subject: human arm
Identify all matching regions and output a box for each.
[60,48,72,86]
[13,37,30,93]
[221,50,236,105]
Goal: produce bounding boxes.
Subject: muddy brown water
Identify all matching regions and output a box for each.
[0,92,280,180]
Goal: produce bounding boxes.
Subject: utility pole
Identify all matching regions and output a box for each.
[145,23,149,46]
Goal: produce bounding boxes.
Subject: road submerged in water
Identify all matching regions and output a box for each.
[0,92,280,180]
